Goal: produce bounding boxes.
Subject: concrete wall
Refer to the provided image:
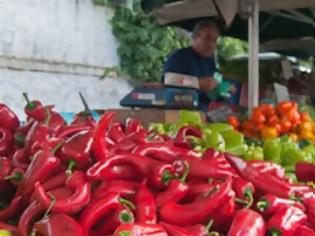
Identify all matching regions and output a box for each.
[0,0,131,119]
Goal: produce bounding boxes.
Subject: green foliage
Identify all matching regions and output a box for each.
[95,0,189,82]
[217,37,248,62]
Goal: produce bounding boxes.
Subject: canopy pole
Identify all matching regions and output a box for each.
[248,0,259,113]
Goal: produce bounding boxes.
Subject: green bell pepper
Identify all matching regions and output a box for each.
[263,138,281,164]
[225,144,248,156]
[303,145,315,162]
[204,130,225,152]
[221,130,244,148]
[242,146,264,161]
[282,148,313,166]
[207,123,233,133]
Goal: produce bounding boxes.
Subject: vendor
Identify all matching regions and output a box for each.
[163,21,235,110]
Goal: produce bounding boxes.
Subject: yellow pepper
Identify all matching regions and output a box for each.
[299,130,314,140]
[260,127,278,139]
[299,122,313,133]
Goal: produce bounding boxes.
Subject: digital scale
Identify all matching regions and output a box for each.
[120,85,200,110]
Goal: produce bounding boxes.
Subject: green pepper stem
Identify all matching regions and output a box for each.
[22,92,35,109]
[162,170,175,184]
[268,228,281,236]
[118,231,132,236]
[179,161,190,183]
[119,209,134,224]
[235,198,249,205]
[119,198,136,210]
[4,172,23,182]
[256,200,268,212]
[51,142,64,155]
[205,219,214,232]
[207,232,220,236]
[15,133,25,146]
[44,108,51,126]
[65,160,76,176]
[43,193,56,219]
[244,190,254,208]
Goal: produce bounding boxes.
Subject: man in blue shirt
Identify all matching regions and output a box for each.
[163,21,219,92]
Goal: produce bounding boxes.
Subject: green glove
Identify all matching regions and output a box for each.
[263,138,282,164]
[242,146,264,161]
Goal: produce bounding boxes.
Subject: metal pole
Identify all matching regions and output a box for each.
[248,0,259,113]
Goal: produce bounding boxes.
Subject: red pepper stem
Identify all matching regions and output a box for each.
[4,172,23,181]
[119,197,136,210]
[119,209,134,223]
[43,193,56,219]
[65,160,76,176]
[256,199,268,212]
[179,162,190,183]
[22,92,35,109]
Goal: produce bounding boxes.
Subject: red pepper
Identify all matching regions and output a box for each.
[226,154,293,198]
[92,112,114,161]
[162,220,217,236]
[20,187,74,236]
[41,171,68,192]
[0,103,19,132]
[15,119,35,138]
[228,208,265,236]
[159,177,232,225]
[113,223,168,236]
[132,143,199,163]
[72,114,95,127]
[56,124,90,139]
[4,168,24,186]
[155,162,189,207]
[0,128,13,156]
[185,182,218,202]
[0,195,23,221]
[232,177,255,208]
[295,225,315,236]
[256,194,305,216]
[91,205,134,236]
[47,111,66,134]
[0,158,13,196]
[17,145,61,201]
[174,126,202,149]
[25,122,51,155]
[60,130,93,175]
[34,171,91,214]
[248,160,285,179]
[108,122,125,143]
[126,118,142,134]
[303,198,315,227]
[87,154,176,189]
[0,221,18,233]
[93,180,138,199]
[22,93,47,121]
[33,214,85,236]
[187,156,237,180]
[202,148,221,160]
[109,130,147,155]
[295,162,315,182]
[135,180,157,224]
[12,148,29,170]
[97,165,143,182]
[266,206,307,236]
[79,192,124,235]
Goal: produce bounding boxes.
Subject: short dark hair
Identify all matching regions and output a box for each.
[192,21,220,39]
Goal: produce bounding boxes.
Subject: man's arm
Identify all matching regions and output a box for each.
[198,77,217,91]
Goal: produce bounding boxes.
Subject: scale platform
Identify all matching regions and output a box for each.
[120,85,200,110]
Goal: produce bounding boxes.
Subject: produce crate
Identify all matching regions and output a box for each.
[96,109,206,127]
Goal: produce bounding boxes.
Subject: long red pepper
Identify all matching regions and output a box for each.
[248,160,285,179]
[41,171,68,192]
[60,130,93,174]
[22,93,47,121]
[12,148,29,170]
[228,208,265,236]
[232,177,255,208]
[0,128,13,156]
[93,180,138,200]
[135,180,157,224]
[25,122,51,155]
[185,182,218,202]
[34,171,91,214]
[174,126,202,148]
[46,111,66,134]
[155,162,189,207]
[33,213,85,236]
[256,194,305,216]
[87,154,176,188]
[295,225,315,236]
[56,124,90,139]
[113,223,168,236]
[0,195,23,221]
[161,220,215,236]
[79,192,127,235]
[159,177,232,225]
[108,122,125,143]
[91,206,134,236]
[92,112,114,161]
[226,154,293,198]
[303,198,315,228]
[266,206,307,236]
[0,103,19,132]
[0,221,19,233]
[17,145,61,201]
[125,117,142,134]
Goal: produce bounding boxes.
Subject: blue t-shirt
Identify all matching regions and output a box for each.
[162,47,217,83]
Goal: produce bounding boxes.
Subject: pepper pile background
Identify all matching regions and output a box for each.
[1,98,315,235]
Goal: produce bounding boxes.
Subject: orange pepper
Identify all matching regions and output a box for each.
[227,115,240,129]
[251,110,266,125]
[267,115,279,126]
[288,133,299,142]
[277,101,293,116]
[299,130,313,140]
[299,122,313,133]
[279,119,292,134]
[260,127,278,139]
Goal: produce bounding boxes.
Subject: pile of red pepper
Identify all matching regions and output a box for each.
[1,96,315,236]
